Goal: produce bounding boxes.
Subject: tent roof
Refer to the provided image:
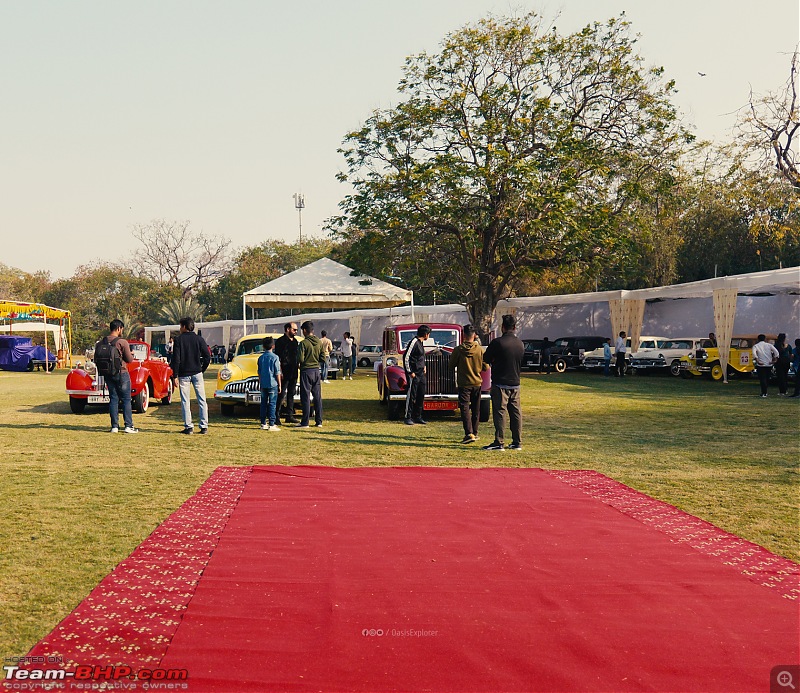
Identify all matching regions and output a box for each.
[0,300,71,320]
[243,258,412,309]
[505,267,800,307]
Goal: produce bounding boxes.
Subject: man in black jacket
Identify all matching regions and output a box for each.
[274,322,300,424]
[482,314,525,451]
[403,324,430,425]
[171,317,211,434]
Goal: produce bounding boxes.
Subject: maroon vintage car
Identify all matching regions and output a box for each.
[65,340,173,414]
[377,323,491,421]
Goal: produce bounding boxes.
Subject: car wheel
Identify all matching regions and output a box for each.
[161,378,173,405]
[47,361,56,372]
[358,358,370,368]
[710,363,724,381]
[69,396,87,414]
[380,380,388,405]
[221,403,235,417]
[670,360,682,377]
[554,358,567,374]
[479,398,490,423]
[133,384,150,413]
[388,399,403,421]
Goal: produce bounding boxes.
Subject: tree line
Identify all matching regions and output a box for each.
[2,13,797,347]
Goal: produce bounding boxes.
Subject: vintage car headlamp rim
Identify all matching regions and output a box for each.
[386,357,398,367]
[219,367,233,381]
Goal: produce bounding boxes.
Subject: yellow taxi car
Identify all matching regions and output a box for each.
[679,335,771,380]
[214,332,286,416]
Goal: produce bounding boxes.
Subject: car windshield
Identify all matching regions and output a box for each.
[554,339,569,348]
[398,329,460,350]
[237,339,266,356]
[662,340,692,350]
[129,343,148,362]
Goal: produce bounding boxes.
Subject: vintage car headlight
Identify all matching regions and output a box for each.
[219,367,233,381]
[386,357,398,367]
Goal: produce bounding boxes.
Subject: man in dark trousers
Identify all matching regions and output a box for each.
[275,321,300,423]
[403,324,431,425]
[482,314,525,451]
[171,317,211,434]
[97,319,138,434]
[296,321,323,428]
[448,324,486,443]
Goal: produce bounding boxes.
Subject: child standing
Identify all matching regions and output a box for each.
[257,337,282,430]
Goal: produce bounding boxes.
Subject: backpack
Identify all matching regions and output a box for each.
[94,336,123,377]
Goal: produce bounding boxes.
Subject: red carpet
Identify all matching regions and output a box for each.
[18,466,799,693]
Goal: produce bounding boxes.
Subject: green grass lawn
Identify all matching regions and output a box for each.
[1,365,798,657]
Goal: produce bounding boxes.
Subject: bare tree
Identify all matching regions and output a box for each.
[744,50,800,188]
[132,219,231,297]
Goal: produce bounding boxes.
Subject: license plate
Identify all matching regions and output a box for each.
[247,392,261,404]
[424,401,457,411]
[88,395,109,404]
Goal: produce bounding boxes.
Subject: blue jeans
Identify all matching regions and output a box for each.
[351,354,357,374]
[260,386,278,426]
[106,371,133,429]
[178,373,208,429]
[603,358,611,376]
[320,357,330,381]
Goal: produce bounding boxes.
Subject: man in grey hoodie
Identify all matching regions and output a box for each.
[297,321,323,428]
[448,324,486,443]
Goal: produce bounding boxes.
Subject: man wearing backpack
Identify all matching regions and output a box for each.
[171,317,211,434]
[96,319,138,433]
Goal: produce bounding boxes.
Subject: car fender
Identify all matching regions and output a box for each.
[128,365,149,394]
[65,368,93,393]
[385,364,407,392]
[481,367,491,392]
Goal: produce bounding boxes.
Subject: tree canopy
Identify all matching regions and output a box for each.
[332,13,691,334]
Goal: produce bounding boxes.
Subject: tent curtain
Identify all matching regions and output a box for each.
[608,300,625,340]
[348,316,363,347]
[625,300,646,353]
[713,288,738,383]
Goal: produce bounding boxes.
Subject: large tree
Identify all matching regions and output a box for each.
[332,13,690,334]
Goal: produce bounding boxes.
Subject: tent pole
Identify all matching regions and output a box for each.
[411,291,415,323]
[43,312,49,374]
[242,294,247,337]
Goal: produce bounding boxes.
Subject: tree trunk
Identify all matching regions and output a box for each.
[467,286,498,344]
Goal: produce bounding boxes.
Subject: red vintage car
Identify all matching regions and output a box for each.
[65,340,173,414]
[377,323,491,421]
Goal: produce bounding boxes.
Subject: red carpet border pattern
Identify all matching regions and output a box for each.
[26,466,252,669]
[547,469,799,600]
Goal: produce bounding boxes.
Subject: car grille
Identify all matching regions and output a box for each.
[426,350,457,395]
[633,358,666,368]
[224,377,260,394]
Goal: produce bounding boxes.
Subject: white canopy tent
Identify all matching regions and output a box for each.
[241,258,413,345]
[505,266,800,382]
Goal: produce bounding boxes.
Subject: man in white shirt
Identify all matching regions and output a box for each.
[614,331,627,377]
[752,334,779,398]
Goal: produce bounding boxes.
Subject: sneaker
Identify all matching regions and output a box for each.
[268,425,281,431]
[412,419,428,425]
[296,424,310,429]
[461,434,476,444]
[323,380,330,384]
[315,422,323,427]
[261,424,269,430]
[110,427,119,433]
[124,427,139,434]
[199,427,208,434]
[404,418,415,425]
[180,427,194,434]
[483,442,504,451]
[761,394,768,398]
[507,442,523,451]
[349,376,353,380]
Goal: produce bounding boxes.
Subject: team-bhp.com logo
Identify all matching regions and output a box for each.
[4,664,188,687]
[362,628,438,637]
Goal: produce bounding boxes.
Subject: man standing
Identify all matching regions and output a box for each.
[171,317,211,434]
[539,337,551,374]
[257,336,282,431]
[482,314,524,451]
[448,324,486,443]
[603,338,612,376]
[403,324,430,425]
[319,330,333,383]
[615,331,627,377]
[96,319,138,434]
[275,322,300,423]
[341,332,354,379]
[297,321,323,428]
[752,334,779,398]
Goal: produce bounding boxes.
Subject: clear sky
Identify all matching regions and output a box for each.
[1,0,797,279]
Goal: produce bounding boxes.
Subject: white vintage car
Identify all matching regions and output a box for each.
[631,338,708,376]
[582,336,668,373]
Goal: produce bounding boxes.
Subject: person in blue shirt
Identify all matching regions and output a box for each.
[257,337,282,430]
[791,338,800,398]
[603,337,612,376]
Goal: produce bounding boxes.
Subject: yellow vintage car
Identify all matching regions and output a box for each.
[679,336,766,380]
[214,332,287,416]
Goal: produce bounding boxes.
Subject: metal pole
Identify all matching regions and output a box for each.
[242,294,247,337]
[411,290,415,323]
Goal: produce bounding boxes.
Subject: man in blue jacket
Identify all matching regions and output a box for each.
[257,336,282,430]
